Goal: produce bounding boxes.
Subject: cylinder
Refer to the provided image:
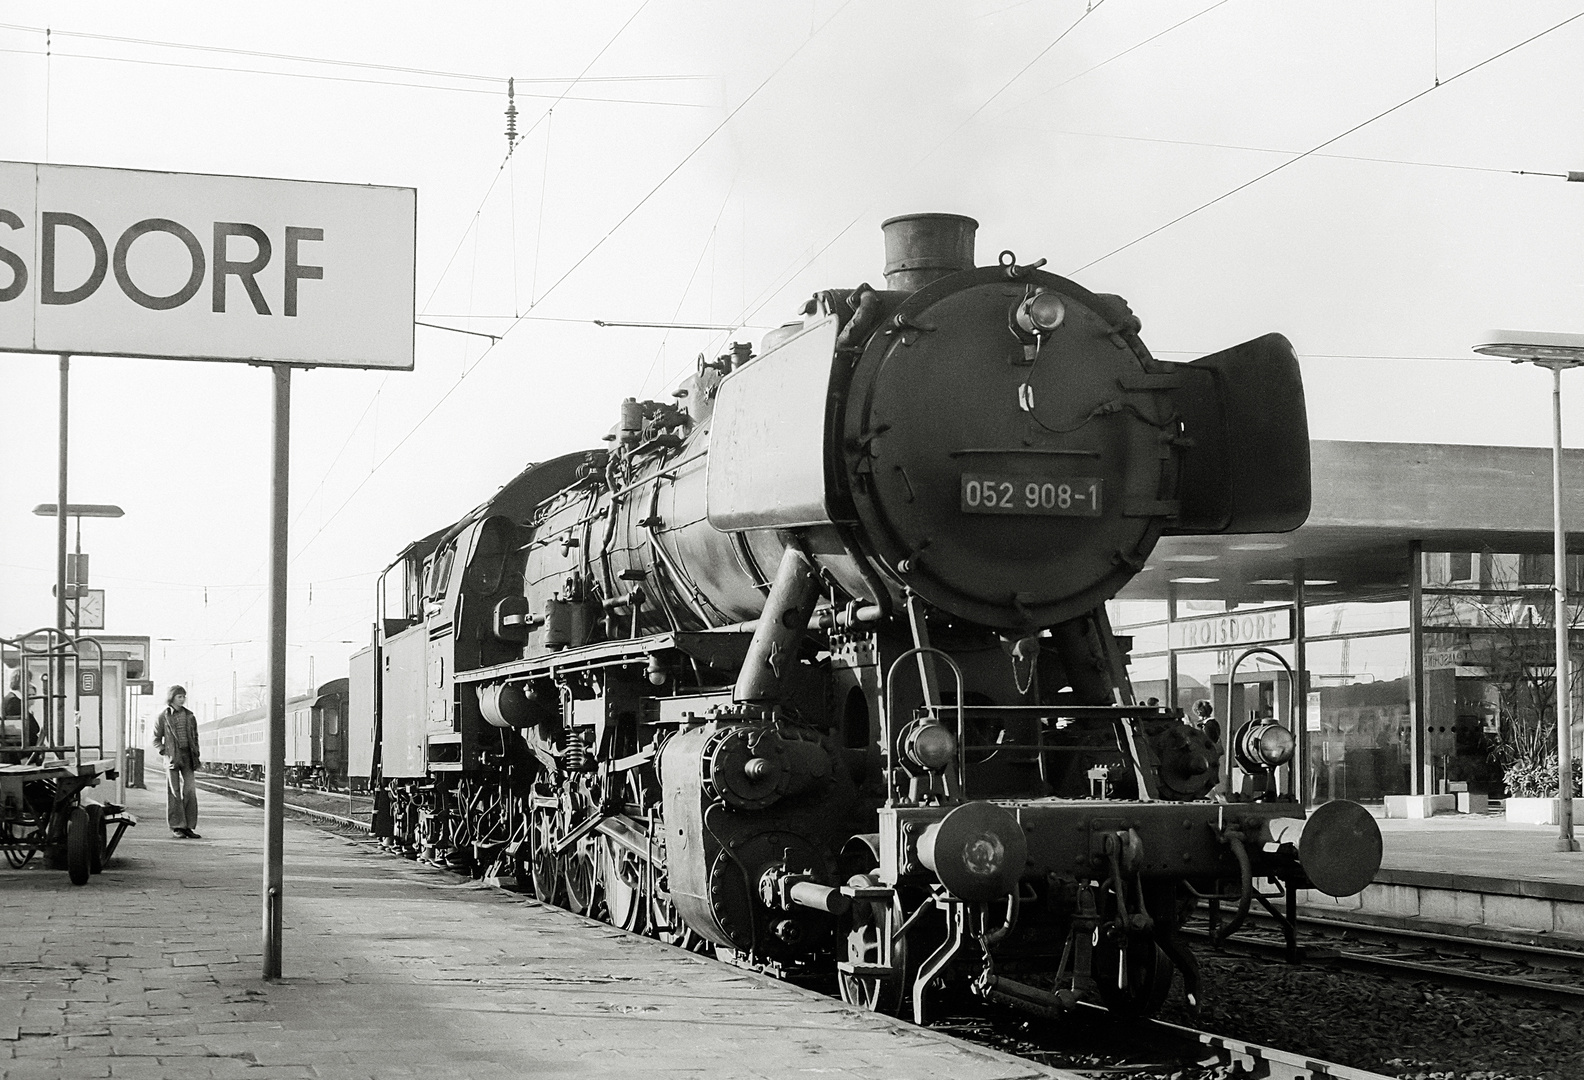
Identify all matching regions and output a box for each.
[788,880,851,916]
[881,213,978,293]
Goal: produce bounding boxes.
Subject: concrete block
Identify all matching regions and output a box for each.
[1457,791,1490,814]
[1483,893,1555,932]
[1505,797,1584,825]
[1358,882,1420,918]
[1417,888,1484,926]
[1384,794,1457,818]
[1551,902,1584,940]
[1300,888,1362,910]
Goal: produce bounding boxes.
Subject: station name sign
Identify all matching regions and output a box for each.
[1167,606,1295,651]
[0,161,415,369]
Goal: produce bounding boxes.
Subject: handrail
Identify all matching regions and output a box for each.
[1223,646,1299,801]
[1,629,108,766]
[883,646,965,806]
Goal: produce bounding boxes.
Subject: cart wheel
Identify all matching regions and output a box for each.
[66,807,91,885]
[86,805,106,874]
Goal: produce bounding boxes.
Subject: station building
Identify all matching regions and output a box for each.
[1111,440,1584,810]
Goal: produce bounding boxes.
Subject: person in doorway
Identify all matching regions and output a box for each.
[153,685,202,838]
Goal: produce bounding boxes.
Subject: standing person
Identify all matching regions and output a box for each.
[153,685,202,839]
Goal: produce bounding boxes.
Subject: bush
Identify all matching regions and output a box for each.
[1501,754,1583,798]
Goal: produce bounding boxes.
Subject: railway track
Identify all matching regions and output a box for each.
[220,794,1392,1080]
[1183,909,1584,1009]
[1144,1019,1395,1080]
[197,777,371,832]
[200,789,1557,1075]
[927,989,1396,1079]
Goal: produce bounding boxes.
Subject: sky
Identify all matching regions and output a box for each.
[3,0,1584,724]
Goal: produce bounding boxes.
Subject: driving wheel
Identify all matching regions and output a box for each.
[529,804,562,905]
[563,838,598,915]
[601,838,646,932]
[837,874,907,1016]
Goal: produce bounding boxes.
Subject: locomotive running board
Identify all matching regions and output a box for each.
[455,630,754,684]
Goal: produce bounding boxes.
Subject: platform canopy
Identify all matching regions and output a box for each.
[1121,441,1584,605]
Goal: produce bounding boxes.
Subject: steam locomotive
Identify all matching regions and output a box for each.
[357,214,1382,1023]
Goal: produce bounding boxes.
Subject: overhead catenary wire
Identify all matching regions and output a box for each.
[638,178,743,397]
[681,0,1132,365]
[283,0,858,571]
[0,22,710,89]
[986,0,1234,123]
[184,0,663,669]
[695,4,1584,365]
[421,0,646,315]
[0,44,709,106]
[1027,127,1560,178]
[1072,9,1584,272]
[60,6,1581,692]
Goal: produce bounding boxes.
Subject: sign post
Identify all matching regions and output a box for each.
[56,355,68,748]
[0,160,416,978]
[264,365,290,979]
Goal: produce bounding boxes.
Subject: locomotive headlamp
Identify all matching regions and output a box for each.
[1233,718,1295,772]
[902,720,958,773]
[1015,290,1066,337]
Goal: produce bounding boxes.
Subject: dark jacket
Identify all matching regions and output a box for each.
[154,707,201,768]
[1,692,40,749]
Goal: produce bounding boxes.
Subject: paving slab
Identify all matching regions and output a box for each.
[1374,810,1584,889]
[1,776,1071,1080]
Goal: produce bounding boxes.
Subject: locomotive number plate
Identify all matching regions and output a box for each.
[960,473,1103,517]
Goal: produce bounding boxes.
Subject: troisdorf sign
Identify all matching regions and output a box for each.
[0,161,415,370]
[1166,606,1296,652]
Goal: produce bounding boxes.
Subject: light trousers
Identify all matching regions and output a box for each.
[166,758,199,831]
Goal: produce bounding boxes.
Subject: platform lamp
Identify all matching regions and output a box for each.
[32,503,124,633]
[1471,331,1584,852]
[32,502,125,794]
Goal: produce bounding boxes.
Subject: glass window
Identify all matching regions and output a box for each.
[426,546,456,602]
[467,519,512,594]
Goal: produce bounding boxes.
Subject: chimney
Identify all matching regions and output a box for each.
[881,213,978,292]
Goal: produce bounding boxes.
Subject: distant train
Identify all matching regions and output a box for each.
[198,679,354,789]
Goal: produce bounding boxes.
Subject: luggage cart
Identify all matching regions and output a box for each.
[1,629,135,885]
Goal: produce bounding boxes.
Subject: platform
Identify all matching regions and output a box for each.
[1299,806,1584,947]
[0,775,1072,1080]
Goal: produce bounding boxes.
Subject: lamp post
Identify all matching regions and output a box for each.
[32,502,125,798]
[32,503,124,632]
[1472,330,1584,852]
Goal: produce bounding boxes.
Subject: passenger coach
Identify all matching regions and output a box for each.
[199,679,350,788]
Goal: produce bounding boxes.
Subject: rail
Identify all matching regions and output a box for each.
[1146,1019,1395,1080]
[1185,908,1584,1008]
[197,778,371,832]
